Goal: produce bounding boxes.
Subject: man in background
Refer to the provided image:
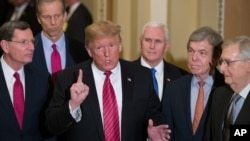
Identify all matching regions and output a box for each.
[64,0,93,44]
[5,0,42,35]
[134,21,188,100]
[205,35,250,141]
[162,26,225,141]
[30,0,90,82]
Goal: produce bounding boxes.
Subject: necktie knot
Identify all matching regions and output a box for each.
[52,44,57,50]
[231,94,241,103]
[14,72,20,79]
[198,80,205,87]
[104,71,112,78]
[151,68,157,75]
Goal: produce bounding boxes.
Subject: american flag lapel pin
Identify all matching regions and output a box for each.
[127,77,132,82]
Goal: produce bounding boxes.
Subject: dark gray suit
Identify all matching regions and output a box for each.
[204,85,250,141]
[46,59,165,141]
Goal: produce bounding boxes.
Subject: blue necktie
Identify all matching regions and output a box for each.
[151,68,158,96]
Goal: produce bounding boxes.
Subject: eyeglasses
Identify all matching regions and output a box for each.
[219,59,242,67]
[8,40,35,46]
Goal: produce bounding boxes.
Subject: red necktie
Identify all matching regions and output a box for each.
[51,44,62,82]
[13,72,24,129]
[193,80,204,134]
[103,71,120,141]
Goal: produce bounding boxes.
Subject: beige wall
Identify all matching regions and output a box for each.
[82,0,218,71]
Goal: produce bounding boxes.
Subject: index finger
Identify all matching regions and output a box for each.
[77,69,83,83]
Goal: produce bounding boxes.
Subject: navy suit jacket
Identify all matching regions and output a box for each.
[30,33,90,74]
[162,71,225,141]
[0,63,51,140]
[204,85,250,141]
[46,59,165,141]
[65,3,93,44]
[134,58,188,100]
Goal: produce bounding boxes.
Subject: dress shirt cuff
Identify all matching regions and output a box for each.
[69,104,82,122]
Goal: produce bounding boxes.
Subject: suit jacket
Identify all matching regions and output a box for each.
[46,59,165,141]
[134,58,188,100]
[65,3,93,44]
[162,71,225,141]
[5,2,42,36]
[204,85,250,141]
[0,63,52,140]
[30,33,90,74]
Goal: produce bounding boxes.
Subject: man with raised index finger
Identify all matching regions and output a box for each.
[46,20,171,141]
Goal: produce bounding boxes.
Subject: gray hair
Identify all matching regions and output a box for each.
[187,26,223,67]
[140,21,169,41]
[0,21,31,41]
[223,35,250,60]
[36,0,66,15]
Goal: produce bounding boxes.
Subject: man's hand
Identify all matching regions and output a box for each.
[69,69,89,110]
[147,119,171,141]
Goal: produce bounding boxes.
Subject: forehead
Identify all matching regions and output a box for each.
[13,29,33,39]
[90,36,120,45]
[221,44,239,58]
[189,40,213,51]
[38,0,63,14]
[143,27,165,37]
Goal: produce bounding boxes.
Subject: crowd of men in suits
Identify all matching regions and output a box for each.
[0,0,250,141]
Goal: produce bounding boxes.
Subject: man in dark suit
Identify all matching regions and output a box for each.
[30,0,90,78]
[5,0,42,36]
[46,20,171,141]
[134,21,188,100]
[65,0,93,44]
[204,35,250,141]
[162,26,225,141]
[0,21,52,140]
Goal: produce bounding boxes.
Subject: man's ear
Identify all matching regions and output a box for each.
[246,60,250,72]
[0,40,9,54]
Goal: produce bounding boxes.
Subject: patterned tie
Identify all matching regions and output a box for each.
[193,80,204,134]
[51,44,62,82]
[103,71,120,141]
[223,94,241,141]
[151,68,158,96]
[13,72,24,129]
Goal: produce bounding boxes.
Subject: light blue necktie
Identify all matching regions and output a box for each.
[151,68,158,96]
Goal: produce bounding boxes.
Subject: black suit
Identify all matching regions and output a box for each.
[0,63,51,140]
[65,3,93,43]
[134,58,188,100]
[46,59,165,141]
[5,2,42,36]
[162,70,225,141]
[204,85,250,141]
[30,33,90,74]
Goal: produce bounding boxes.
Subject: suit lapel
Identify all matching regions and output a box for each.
[183,76,194,134]
[235,90,250,124]
[0,63,21,129]
[34,34,49,73]
[82,62,105,140]
[119,61,134,141]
